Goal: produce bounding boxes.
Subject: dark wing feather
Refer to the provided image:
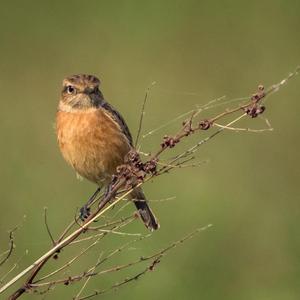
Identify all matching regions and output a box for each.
[101,101,133,146]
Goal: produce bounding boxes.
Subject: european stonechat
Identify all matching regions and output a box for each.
[56,74,159,231]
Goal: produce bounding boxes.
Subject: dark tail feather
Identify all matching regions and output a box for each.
[131,187,160,231]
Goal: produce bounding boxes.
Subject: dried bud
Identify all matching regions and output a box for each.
[149,259,160,271]
[116,165,125,174]
[161,136,179,149]
[244,104,265,118]
[64,278,71,286]
[160,135,169,149]
[244,106,257,118]
[199,120,211,130]
[144,159,158,174]
[136,170,146,182]
[256,105,266,115]
[126,150,140,163]
[251,85,265,103]
[251,93,260,101]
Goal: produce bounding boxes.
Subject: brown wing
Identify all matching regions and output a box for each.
[101,101,133,146]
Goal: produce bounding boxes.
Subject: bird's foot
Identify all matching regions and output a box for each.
[79,187,101,221]
[79,205,91,221]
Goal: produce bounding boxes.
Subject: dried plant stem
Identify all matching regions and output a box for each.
[0,229,16,268]
[157,113,247,176]
[35,235,104,283]
[74,253,104,300]
[1,67,298,300]
[1,181,138,298]
[135,81,156,148]
[29,224,211,290]
[75,224,212,300]
[43,207,55,246]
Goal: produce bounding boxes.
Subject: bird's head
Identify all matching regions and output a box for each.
[59,74,104,111]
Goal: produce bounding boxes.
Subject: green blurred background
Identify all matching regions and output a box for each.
[0,1,299,299]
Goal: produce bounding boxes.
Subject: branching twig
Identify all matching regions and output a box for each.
[43,207,55,246]
[75,257,162,300]
[1,67,299,299]
[29,224,211,291]
[0,229,16,268]
[74,224,212,300]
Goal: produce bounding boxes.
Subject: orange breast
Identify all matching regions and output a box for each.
[56,108,131,185]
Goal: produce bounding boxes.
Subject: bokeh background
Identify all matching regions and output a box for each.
[0,1,299,299]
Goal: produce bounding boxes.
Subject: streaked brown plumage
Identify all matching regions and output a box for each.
[56,74,159,230]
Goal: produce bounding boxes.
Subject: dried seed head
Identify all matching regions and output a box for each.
[161,136,179,149]
[244,104,265,118]
[199,120,211,130]
[144,159,158,174]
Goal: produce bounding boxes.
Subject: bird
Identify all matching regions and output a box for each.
[56,74,159,231]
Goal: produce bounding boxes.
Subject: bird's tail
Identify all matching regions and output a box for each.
[131,187,160,231]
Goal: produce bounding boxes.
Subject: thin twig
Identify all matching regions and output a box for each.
[74,253,104,300]
[44,208,55,246]
[0,229,16,267]
[135,81,156,148]
[29,224,212,290]
[35,238,103,283]
[213,122,273,132]
[74,224,212,300]
[0,180,137,295]
[69,217,135,246]
[76,257,162,300]
[0,250,28,285]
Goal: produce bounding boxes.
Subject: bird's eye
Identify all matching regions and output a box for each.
[66,85,76,94]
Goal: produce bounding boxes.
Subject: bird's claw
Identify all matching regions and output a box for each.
[79,206,91,221]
